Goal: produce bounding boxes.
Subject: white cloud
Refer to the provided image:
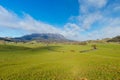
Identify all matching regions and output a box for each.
[114,6,120,11]
[78,12,102,29]
[79,0,107,13]
[85,17,120,40]
[18,14,61,33]
[86,0,107,8]
[74,0,120,41]
[88,26,120,40]
[62,23,84,40]
[64,23,81,32]
[0,5,61,34]
[0,6,19,28]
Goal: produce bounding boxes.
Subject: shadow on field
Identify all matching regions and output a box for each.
[80,49,97,53]
[0,44,61,53]
[0,44,31,51]
[30,46,62,52]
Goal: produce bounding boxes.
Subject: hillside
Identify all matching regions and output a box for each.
[107,36,120,42]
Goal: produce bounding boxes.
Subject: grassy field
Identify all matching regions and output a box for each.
[0,43,120,80]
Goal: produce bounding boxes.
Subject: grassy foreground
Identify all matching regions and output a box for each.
[0,43,120,80]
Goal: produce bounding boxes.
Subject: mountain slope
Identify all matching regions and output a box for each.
[12,33,68,42]
[107,36,120,42]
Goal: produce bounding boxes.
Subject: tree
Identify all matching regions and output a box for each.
[92,44,97,49]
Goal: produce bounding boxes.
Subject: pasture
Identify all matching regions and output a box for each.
[0,43,120,80]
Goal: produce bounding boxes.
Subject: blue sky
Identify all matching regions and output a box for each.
[0,0,120,41]
[0,0,79,25]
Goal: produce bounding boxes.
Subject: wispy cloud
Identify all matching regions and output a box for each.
[0,5,61,33]
[79,0,107,13]
[68,0,120,40]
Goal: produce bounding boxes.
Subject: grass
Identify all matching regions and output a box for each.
[0,43,120,80]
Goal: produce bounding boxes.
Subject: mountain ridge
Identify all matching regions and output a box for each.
[0,33,69,42]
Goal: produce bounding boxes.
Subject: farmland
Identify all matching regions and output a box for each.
[0,43,120,80]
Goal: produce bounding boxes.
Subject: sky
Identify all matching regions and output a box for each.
[0,0,120,41]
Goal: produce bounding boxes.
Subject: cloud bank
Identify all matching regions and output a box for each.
[0,0,120,41]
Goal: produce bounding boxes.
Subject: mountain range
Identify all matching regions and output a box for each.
[0,33,120,42]
[0,33,69,42]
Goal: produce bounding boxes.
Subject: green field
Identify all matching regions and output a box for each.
[0,43,120,80]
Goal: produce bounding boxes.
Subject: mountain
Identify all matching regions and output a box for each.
[0,37,12,42]
[107,36,120,42]
[12,33,68,42]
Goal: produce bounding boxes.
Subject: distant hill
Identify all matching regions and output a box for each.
[11,33,69,42]
[0,37,12,42]
[107,36,120,42]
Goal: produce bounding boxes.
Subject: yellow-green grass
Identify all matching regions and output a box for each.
[0,43,120,80]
